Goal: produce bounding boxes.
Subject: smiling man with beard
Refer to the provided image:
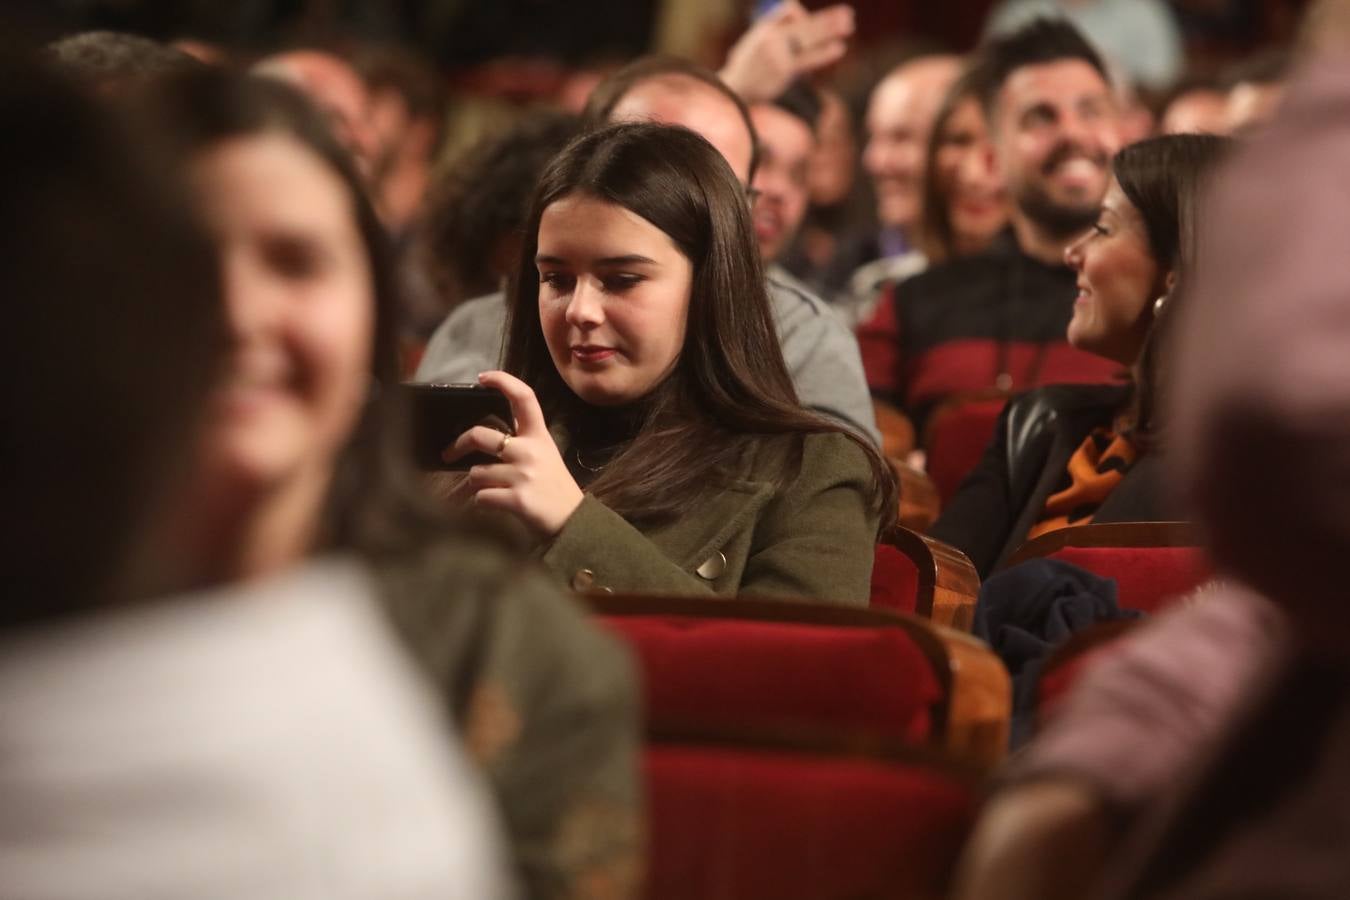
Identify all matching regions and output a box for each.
[858,19,1125,433]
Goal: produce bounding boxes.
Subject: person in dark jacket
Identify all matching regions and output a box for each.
[929,133,1231,576]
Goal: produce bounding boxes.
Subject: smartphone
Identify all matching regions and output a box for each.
[401,383,514,471]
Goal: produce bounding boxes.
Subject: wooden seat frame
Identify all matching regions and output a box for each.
[882,527,981,631]
[1003,521,1200,568]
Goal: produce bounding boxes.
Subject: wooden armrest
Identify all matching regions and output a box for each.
[1004,521,1200,567]
[884,527,981,631]
[928,625,1012,768]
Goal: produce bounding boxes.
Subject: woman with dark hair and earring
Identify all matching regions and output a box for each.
[928,133,1233,577]
[448,122,896,605]
[134,69,641,899]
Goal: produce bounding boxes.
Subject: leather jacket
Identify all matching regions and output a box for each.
[930,383,1170,576]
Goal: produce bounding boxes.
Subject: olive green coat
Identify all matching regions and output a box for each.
[376,536,642,899]
[542,431,879,606]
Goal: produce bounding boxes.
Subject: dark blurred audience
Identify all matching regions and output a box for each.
[356,45,448,233]
[420,111,579,329]
[44,30,201,92]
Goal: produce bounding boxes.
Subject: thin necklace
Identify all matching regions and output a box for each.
[573,446,608,474]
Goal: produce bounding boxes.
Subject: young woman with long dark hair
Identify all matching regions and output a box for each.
[450,122,896,605]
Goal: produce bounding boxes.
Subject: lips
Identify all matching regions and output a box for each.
[753,202,783,240]
[572,345,616,364]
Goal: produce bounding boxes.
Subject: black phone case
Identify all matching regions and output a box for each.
[401,383,514,471]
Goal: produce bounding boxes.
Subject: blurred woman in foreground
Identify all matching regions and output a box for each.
[0,59,505,899]
[138,69,640,898]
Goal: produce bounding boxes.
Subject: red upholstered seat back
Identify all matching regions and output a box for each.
[925,398,1006,506]
[645,745,976,900]
[869,543,922,614]
[600,614,942,744]
[1047,545,1211,614]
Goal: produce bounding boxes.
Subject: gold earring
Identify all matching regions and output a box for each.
[1153,295,1168,315]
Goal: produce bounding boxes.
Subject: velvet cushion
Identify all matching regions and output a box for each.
[1049,546,1211,614]
[644,745,975,900]
[869,543,922,615]
[600,615,942,744]
[925,398,1007,506]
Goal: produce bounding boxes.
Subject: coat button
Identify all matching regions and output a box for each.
[570,569,595,591]
[696,551,727,581]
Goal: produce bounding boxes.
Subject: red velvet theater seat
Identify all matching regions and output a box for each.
[923,394,1009,507]
[602,611,941,745]
[587,595,1012,768]
[645,744,977,900]
[1005,522,1211,614]
[584,595,1006,900]
[872,527,980,631]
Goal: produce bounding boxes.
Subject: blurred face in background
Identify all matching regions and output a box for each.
[932,95,1007,255]
[1160,87,1228,135]
[863,56,961,234]
[609,75,754,184]
[807,89,855,207]
[1225,79,1285,135]
[189,132,375,494]
[749,103,816,263]
[254,51,378,177]
[993,58,1121,239]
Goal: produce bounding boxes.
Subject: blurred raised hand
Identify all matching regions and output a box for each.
[719,2,855,104]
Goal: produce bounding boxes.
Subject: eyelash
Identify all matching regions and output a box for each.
[538,273,644,292]
[1091,222,1109,237]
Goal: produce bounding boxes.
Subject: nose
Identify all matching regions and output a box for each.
[564,276,605,329]
[957,142,1001,193]
[1064,231,1088,270]
[862,135,887,177]
[220,248,279,343]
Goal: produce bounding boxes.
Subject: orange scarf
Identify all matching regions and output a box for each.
[1027,428,1139,541]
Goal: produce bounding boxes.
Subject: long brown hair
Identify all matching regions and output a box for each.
[503,122,895,526]
[1113,133,1232,447]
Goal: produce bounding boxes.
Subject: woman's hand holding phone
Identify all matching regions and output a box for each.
[445,370,584,537]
